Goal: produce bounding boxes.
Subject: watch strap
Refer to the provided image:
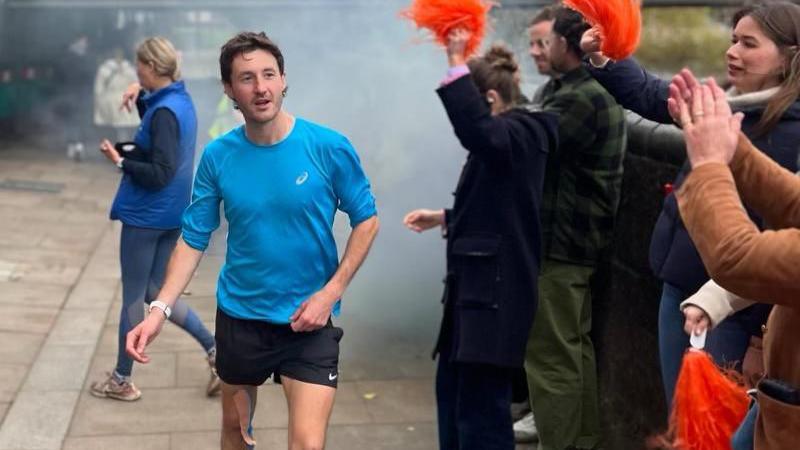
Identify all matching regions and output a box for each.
[149,300,171,319]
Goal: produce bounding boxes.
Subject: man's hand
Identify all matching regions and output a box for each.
[683,304,711,336]
[446,28,470,67]
[403,209,444,233]
[126,312,166,363]
[289,290,337,332]
[99,139,122,165]
[670,70,743,168]
[120,82,141,113]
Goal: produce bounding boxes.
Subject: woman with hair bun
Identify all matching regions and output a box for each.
[92,37,219,402]
[404,31,558,449]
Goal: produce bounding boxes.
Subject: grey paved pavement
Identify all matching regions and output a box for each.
[0,142,536,449]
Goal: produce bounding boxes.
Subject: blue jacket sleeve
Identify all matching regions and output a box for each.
[586,58,673,124]
[181,149,221,251]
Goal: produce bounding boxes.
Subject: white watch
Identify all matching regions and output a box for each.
[116,157,125,169]
[149,300,171,319]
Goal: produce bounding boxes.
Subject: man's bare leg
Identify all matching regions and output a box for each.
[221,382,258,450]
[281,375,336,450]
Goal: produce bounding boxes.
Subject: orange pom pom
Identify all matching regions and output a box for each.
[669,349,750,450]
[563,0,642,60]
[400,0,494,58]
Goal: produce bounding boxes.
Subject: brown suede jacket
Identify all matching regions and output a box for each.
[677,135,800,450]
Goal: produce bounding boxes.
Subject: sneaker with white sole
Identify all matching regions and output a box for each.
[513,411,539,442]
[206,352,221,396]
[90,372,141,402]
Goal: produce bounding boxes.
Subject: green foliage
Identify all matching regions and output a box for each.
[635,7,731,78]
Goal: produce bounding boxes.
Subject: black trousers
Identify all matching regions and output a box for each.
[435,348,515,450]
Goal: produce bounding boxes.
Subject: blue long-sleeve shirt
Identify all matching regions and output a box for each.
[182,119,377,323]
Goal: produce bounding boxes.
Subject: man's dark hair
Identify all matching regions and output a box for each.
[552,7,590,58]
[529,5,557,27]
[219,31,285,84]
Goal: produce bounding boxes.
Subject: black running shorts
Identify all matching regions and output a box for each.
[215,307,344,388]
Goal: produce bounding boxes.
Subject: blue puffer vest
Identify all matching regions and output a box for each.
[110,81,197,229]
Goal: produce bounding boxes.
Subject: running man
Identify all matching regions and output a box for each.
[126,31,379,449]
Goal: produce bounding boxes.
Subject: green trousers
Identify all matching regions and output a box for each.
[524,259,601,450]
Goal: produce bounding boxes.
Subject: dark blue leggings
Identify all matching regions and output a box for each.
[116,224,215,377]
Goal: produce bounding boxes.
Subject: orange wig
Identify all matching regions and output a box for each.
[400,0,494,59]
[563,0,642,60]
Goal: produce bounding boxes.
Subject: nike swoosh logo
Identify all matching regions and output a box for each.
[296,171,309,185]
[328,373,338,381]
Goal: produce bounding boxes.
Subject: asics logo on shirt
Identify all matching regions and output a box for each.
[296,171,309,185]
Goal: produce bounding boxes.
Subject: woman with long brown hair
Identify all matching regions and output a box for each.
[582,2,800,421]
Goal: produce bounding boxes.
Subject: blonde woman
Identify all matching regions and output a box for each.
[92,37,218,401]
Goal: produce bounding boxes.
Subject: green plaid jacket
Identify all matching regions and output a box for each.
[538,66,626,266]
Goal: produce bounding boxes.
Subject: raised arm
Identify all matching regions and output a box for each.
[436,75,515,165]
[678,163,800,306]
[586,58,673,124]
[675,71,800,306]
[581,28,673,123]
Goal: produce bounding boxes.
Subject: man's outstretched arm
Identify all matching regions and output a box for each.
[126,237,205,362]
[290,215,380,332]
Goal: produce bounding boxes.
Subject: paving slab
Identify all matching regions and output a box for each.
[69,388,220,436]
[0,365,27,403]
[0,305,59,334]
[63,434,170,450]
[326,382,373,426]
[63,278,120,310]
[0,245,88,268]
[170,430,285,450]
[355,379,437,424]
[0,281,68,308]
[22,344,96,391]
[0,404,8,426]
[47,308,109,346]
[0,332,45,365]
[325,422,438,450]
[337,356,435,382]
[0,390,79,450]
[176,351,218,388]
